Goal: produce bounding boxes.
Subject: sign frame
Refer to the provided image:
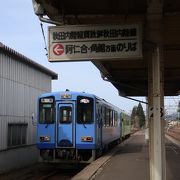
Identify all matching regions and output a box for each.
[48,24,142,62]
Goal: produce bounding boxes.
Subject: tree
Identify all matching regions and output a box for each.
[131,106,137,120]
[137,103,146,128]
[131,106,139,129]
[131,103,146,129]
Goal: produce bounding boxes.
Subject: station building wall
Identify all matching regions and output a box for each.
[0,43,57,173]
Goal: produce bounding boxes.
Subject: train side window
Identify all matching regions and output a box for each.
[101,106,105,126]
[108,108,110,126]
[111,110,114,126]
[104,107,107,126]
[114,111,117,126]
[114,111,116,126]
[112,110,115,126]
[109,109,112,126]
[105,107,110,126]
[60,106,72,123]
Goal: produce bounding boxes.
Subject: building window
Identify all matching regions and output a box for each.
[8,123,28,148]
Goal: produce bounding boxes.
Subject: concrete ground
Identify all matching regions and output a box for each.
[72,130,180,180]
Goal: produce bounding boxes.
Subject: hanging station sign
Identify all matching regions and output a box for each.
[48,24,142,62]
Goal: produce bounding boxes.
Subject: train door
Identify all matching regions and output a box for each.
[57,103,75,148]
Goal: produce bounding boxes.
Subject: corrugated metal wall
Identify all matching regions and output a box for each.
[0,53,52,151]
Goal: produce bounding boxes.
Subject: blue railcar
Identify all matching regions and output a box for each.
[37,90,126,163]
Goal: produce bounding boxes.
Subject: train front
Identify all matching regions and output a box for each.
[37,91,97,163]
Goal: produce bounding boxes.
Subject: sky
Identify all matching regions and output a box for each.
[0,0,178,115]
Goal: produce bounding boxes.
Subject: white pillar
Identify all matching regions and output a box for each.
[152,47,162,180]
[146,0,166,179]
[149,47,166,180]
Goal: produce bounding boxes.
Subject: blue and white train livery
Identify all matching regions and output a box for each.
[37,90,131,163]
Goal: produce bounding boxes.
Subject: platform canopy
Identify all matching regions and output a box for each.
[33,0,180,96]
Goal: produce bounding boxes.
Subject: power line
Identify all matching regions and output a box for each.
[40,22,48,58]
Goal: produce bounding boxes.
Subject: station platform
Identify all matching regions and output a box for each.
[72,130,180,180]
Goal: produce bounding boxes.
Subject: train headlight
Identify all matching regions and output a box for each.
[40,136,51,142]
[81,136,93,142]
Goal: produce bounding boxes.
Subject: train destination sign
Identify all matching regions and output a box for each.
[48,24,142,62]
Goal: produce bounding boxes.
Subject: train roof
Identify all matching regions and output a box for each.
[39,90,95,98]
[39,90,125,111]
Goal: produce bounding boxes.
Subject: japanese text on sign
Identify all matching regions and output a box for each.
[65,42,137,54]
[52,28,137,41]
[48,24,142,61]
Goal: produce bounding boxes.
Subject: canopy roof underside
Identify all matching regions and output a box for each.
[34,0,180,96]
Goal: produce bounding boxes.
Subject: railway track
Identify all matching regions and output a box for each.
[0,163,87,180]
[166,128,180,142]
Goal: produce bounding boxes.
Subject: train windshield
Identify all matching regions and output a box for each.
[77,96,94,124]
[39,97,55,124]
